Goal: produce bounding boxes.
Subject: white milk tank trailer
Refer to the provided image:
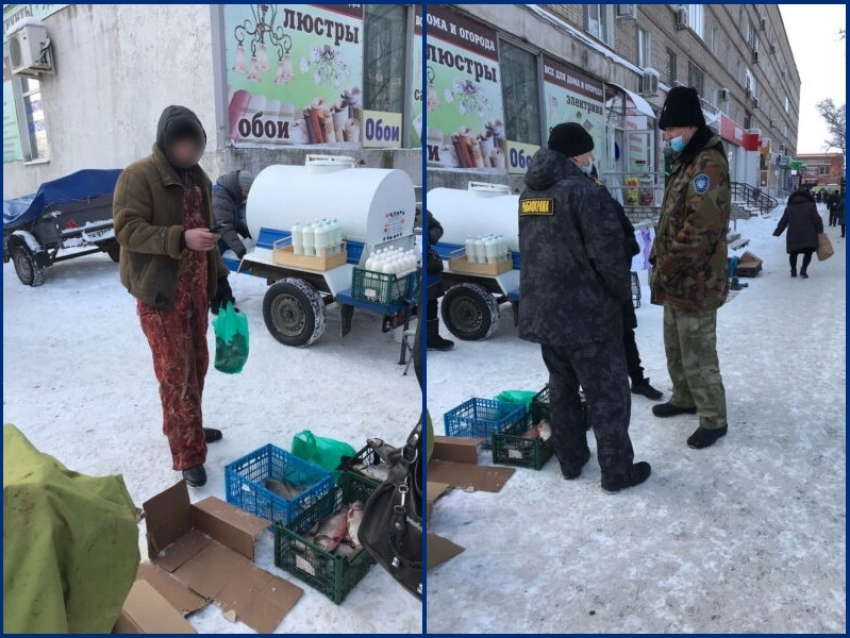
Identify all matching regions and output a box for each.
[237,155,420,350]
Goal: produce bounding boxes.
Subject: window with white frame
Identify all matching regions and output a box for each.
[711,24,719,56]
[586,5,614,46]
[686,4,704,39]
[745,68,757,98]
[15,76,50,161]
[637,25,650,68]
[785,96,789,113]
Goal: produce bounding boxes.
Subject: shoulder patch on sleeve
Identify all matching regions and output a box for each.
[520,198,554,216]
[693,173,711,195]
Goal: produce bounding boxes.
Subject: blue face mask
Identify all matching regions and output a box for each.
[669,135,686,153]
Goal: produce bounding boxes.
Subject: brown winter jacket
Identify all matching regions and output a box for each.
[113,143,228,310]
[650,127,731,312]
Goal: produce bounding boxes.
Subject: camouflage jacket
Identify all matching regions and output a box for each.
[650,128,731,312]
[518,149,631,347]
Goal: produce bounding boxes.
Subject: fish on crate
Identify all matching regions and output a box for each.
[346,501,365,550]
[522,419,552,441]
[314,509,349,552]
[264,477,305,500]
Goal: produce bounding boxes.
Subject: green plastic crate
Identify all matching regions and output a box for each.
[530,384,588,428]
[274,471,378,605]
[351,268,419,306]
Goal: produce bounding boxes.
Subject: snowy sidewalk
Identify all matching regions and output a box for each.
[426,201,846,634]
[2,261,422,633]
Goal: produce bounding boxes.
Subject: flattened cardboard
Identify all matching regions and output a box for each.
[113,579,196,634]
[432,436,484,464]
[141,481,304,634]
[135,564,207,616]
[426,533,465,570]
[427,459,514,493]
[426,482,452,522]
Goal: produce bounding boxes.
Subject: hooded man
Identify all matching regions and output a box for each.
[650,86,731,450]
[213,169,254,259]
[518,122,651,493]
[113,105,236,488]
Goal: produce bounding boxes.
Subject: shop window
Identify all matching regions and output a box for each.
[499,40,542,146]
[363,4,407,115]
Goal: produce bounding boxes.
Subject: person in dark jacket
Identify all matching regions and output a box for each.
[838,188,846,237]
[424,210,454,351]
[827,190,838,227]
[113,105,235,489]
[590,167,663,401]
[773,189,823,278]
[518,122,651,493]
[212,170,254,259]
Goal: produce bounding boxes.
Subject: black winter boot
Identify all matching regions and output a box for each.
[427,319,454,351]
[183,464,207,488]
[204,428,223,443]
[601,462,652,493]
[561,448,592,480]
[790,267,797,278]
[631,378,663,401]
[687,425,728,449]
[652,402,697,418]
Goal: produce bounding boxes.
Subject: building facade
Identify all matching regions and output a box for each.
[425,3,802,209]
[797,153,845,191]
[3,3,422,200]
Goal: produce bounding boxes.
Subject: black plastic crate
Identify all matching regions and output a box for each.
[274,472,378,605]
[351,268,419,306]
[443,398,527,450]
[531,384,588,428]
[225,445,334,527]
[337,445,390,486]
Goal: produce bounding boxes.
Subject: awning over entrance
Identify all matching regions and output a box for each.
[607,83,656,119]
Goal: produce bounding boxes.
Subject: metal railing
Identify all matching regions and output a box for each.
[730,182,779,215]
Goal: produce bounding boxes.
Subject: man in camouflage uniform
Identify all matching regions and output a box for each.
[650,87,731,449]
[519,122,651,493]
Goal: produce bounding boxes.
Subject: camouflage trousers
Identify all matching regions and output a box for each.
[663,306,727,430]
[541,340,635,485]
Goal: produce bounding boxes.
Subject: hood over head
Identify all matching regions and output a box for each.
[156,105,206,169]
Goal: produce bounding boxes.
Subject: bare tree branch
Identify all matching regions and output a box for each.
[816,98,846,155]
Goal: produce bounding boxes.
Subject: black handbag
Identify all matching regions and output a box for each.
[357,421,423,600]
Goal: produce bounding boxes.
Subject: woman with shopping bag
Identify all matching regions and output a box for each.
[773,189,825,278]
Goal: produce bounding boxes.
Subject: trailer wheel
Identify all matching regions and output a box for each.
[10,243,46,287]
[263,278,327,347]
[441,283,500,341]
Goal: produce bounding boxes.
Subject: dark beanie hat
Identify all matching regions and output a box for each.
[548,122,594,157]
[658,86,706,130]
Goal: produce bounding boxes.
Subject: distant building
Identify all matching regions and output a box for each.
[425,3,802,206]
[796,153,845,190]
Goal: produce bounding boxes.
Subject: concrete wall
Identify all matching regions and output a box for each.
[4,4,220,199]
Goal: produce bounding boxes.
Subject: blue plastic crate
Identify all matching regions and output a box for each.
[225,445,334,527]
[443,398,528,450]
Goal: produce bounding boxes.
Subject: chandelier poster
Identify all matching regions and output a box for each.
[424,5,506,172]
[224,4,364,148]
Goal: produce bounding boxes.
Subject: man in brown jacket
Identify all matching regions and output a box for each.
[650,87,731,450]
[113,105,235,487]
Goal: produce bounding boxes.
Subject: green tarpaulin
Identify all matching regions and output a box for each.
[3,424,140,633]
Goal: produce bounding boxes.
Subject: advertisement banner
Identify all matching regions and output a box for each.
[410,5,423,147]
[424,5,506,172]
[506,140,540,175]
[224,4,364,148]
[542,55,605,160]
[3,4,68,163]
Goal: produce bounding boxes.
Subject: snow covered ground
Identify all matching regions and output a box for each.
[426,202,846,634]
[2,256,423,633]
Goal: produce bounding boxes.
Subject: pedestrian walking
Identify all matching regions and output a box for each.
[113,105,235,488]
[773,189,823,278]
[649,87,731,450]
[518,122,651,493]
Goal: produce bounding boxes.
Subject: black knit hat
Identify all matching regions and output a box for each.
[658,86,706,130]
[548,122,594,157]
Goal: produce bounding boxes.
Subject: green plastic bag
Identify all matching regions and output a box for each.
[292,430,356,474]
[213,302,249,374]
[494,390,538,411]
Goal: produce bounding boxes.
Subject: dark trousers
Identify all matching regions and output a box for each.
[622,305,643,384]
[829,210,837,226]
[789,250,813,274]
[540,340,635,485]
[841,224,846,238]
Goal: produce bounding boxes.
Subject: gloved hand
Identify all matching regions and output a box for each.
[242,237,255,253]
[211,277,235,315]
[235,246,247,260]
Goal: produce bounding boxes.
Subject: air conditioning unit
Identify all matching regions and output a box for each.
[759,17,767,31]
[718,88,730,102]
[8,23,52,76]
[616,4,637,19]
[639,68,659,97]
[676,6,688,30]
